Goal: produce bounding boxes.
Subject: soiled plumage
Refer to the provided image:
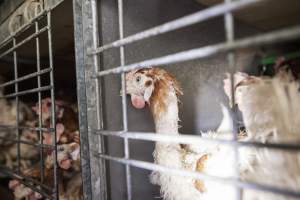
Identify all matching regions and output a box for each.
[126,67,300,200]
[126,68,242,200]
[224,71,300,199]
[7,98,82,200]
[4,128,39,171]
[0,98,34,147]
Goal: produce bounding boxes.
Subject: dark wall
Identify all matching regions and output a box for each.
[97,0,260,199]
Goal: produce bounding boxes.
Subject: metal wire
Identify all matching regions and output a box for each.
[0,85,53,98]
[224,0,241,198]
[0,136,53,148]
[82,0,300,198]
[75,0,300,199]
[0,26,49,59]
[94,153,300,199]
[13,37,21,174]
[90,0,259,54]
[96,25,300,77]
[0,166,53,198]
[0,165,52,191]
[0,68,52,89]
[47,11,59,200]
[35,20,45,183]
[117,0,132,199]
[96,130,300,151]
[0,6,58,200]
[0,10,48,50]
[0,0,65,50]
[0,124,54,132]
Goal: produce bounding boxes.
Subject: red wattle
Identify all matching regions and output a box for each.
[131,94,145,109]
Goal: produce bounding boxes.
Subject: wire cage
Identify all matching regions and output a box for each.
[0,0,300,199]
[73,0,300,200]
[0,8,59,200]
[0,1,77,199]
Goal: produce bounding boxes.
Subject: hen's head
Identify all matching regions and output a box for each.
[125,67,183,110]
[125,68,155,109]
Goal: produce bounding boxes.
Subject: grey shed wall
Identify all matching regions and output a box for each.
[96,0,261,199]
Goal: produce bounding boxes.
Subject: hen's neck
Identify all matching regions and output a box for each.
[150,86,179,134]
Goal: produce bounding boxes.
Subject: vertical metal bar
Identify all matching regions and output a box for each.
[35,20,44,183]
[224,0,241,200]
[47,11,58,200]
[72,0,93,199]
[80,0,108,199]
[91,0,102,131]
[13,38,21,174]
[117,0,132,199]
[91,1,108,198]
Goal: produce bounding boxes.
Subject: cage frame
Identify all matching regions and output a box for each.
[0,0,299,199]
[73,0,300,200]
[0,5,59,200]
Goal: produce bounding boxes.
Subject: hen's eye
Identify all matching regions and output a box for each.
[136,76,141,83]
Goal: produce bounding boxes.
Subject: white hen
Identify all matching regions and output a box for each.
[224,72,300,200]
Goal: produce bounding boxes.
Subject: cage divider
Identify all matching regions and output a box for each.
[35,19,45,183]
[13,37,21,175]
[0,0,300,199]
[117,0,132,199]
[90,0,109,199]
[224,0,242,199]
[47,10,59,200]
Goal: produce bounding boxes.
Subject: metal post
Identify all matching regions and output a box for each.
[73,0,107,199]
[35,20,44,183]
[117,0,132,200]
[224,0,241,199]
[12,37,20,174]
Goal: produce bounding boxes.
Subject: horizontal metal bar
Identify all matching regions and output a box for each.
[96,130,300,151]
[0,166,52,192]
[0,26,48,59]
[0,166,53,199]
[21,181,53,200]
[0,85,53,98]
[0,136,54,149]
[0,0,65,50]
[0,124,54,132]
[95,153,300,198]
[21,176,52,194]
[0,10,49,50]
[96,25,300,76]
[90,0,259,54]
[0,68,52,88]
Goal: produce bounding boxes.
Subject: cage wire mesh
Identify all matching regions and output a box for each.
[73,0,300,200]
[0,0,299,199]
[0,7,59,200]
